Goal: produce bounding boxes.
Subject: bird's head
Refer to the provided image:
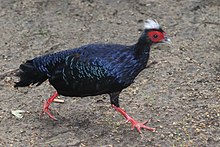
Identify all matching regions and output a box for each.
[140,19,170,45]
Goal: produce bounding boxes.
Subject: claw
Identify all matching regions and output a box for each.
[43,100,57,121]
[127,117,155,133]
[41,92,59,120]
[112,105,155,133]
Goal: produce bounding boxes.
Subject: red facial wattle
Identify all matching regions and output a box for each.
[148,31,165,43]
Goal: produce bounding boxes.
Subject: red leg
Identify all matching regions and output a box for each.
[42,91,58,120]
[112,105,156,133]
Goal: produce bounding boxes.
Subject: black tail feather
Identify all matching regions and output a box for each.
[14,60,48,87]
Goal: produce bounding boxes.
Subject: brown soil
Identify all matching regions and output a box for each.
[0,0,219,146]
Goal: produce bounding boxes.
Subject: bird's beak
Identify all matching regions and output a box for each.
[162,36,171,44]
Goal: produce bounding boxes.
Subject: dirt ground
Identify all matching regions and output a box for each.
[0,0,219,146]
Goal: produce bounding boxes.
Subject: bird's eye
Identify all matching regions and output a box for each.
[153,34,158,38]
[148,31,165,43]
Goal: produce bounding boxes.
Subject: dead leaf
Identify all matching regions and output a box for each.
[11,110,25,119]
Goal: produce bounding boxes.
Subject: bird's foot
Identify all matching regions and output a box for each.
[42,100,57,121]
[112,105,155,133]
[126,116,156,133]
[41,92,59,120]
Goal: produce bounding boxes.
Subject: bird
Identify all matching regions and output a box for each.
[15,19,170,133]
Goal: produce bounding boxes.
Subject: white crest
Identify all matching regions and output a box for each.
[144,19,161,29]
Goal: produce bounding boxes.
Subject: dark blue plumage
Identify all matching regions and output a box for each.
[51,43,150,97]
[16,43,150,97]
[15,19,170,133]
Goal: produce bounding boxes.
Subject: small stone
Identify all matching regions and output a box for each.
[168,133,174,138]
[159,125,163,129]
[4,77,11,82]
[160,134,165,139]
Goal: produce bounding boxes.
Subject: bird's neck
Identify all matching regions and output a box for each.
[134,37,151,59]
